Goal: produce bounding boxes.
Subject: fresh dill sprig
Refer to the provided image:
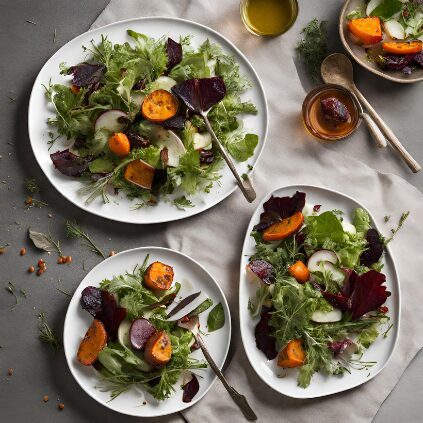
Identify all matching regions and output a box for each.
[38,312,61,351]
[173,196,194,211]
[65,220,106,259]
[296,18,328,82]
[384,211,410,244]
[47,131,60,151]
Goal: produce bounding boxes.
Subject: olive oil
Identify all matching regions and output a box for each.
[240,0,298,37]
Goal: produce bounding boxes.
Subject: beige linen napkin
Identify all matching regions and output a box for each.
[91,1,423,421]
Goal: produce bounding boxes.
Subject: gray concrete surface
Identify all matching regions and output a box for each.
[0,0,421,422]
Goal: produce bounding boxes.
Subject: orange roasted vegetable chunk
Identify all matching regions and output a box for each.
[144,330,172,366]
[142,89,179,122]
[277,339,305,368]
[262,212,304,242]
[144,261,174,291]
[77,319,107,366]
[347,17,382,45]
[289,260,310,283]
[108,132,131,157]
[382,41,422,55]
[124,159,155,190]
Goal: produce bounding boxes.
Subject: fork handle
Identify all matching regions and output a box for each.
[195,334,257,421]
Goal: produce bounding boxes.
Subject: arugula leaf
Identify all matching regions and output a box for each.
[207,303,225,332]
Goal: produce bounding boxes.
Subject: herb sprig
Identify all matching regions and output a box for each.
[38,312,61,351]
[65,220,106,259]
[296,19,328,82]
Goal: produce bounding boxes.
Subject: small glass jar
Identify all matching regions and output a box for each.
[240,0,299,37]
[302,84,360,141]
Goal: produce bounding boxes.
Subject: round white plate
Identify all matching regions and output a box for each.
[64,247,231,417]
[239,185,400,398]
[28,17,268,224]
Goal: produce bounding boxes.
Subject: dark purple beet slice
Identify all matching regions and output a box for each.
[255,311,277,360]
[166,37,183,71]
[125,130,151,149]
[67,62,106,88]
[172,77,226,114]
[160,114,186,130]
[320,97,350,123]
[80,286,103,317]
[247,259,275,285]
[129,318,156,350]
[377,54,415,70]
[254,191,306,232]
[182,374,200,403]
[50,149,92,177]
[199,149,214,165]
[97,291,126,340]
[360,228,384,267]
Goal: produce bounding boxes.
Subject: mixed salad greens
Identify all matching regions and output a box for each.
[76,255,224,402]
[247,192,393,388]
[346,0,423,75]
[44,31,259,209]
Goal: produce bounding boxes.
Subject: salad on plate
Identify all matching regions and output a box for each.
[75,255,223,403]
[246,191,393,388]
[44,30,259,209]
[346,0,423,75]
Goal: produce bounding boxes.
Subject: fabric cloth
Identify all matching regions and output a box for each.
[91,1,423,422]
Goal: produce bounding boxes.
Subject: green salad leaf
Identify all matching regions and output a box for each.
[207,303,225,332]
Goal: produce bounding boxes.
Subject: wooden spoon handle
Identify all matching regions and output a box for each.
[361,113,387,148]
[352,87,421,172]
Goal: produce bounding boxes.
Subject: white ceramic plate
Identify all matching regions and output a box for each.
[64,247,231,417]
[28,17,268,224]
[239,185,400,398]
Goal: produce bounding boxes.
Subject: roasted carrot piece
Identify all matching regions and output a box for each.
[277,339,305,368]
[262,212,304,242]
[108,132,131,157]
[142,89,179,122]
[77,319,107,366]
[289,260,310,283]
[70,84,80,94]
[382,41,422,55]
[347,17,382,45]
[144,261,174,291]
[144,330,172,366]
[124,159,155,190]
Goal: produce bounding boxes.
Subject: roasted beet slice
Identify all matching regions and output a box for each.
[360,228,384,267]
[50,149,92,177]
[166,38,183,71]
[199,149,214,165]
[129,318,156,350]
[254,192,306,232]
[247,259,275,285]
[80,286,103,317]
[125,130,151,149]
[320,97,350,123]
[414,52,423,67]
[329,339,353,356]
[182,374,200,403]
[97,291,126,340]
[255,310,277,360]
[377,54,415,70]
[161,114,186,130]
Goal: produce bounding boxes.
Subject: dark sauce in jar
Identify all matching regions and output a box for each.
[302,85,360,141]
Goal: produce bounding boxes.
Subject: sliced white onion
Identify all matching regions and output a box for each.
[384,20,406,40]
[307,250,338,272]
[311,308,343,323]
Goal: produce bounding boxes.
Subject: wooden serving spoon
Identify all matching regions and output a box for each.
[321,53,421,173]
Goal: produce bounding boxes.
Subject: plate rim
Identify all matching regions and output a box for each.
[238,184,401,399]
[339,0,423,84]
[27,16,269,224]
[63,245,232,416]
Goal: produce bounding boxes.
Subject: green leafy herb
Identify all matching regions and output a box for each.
[346,7,365,20]
[296,19,327,82]
[65,220,106,259]
[38,312,61,352]
[384,211,410,244]
[207,303,225,332]
[28,229,63,256]
[24,178,39,193]
[248,284,271,318]
[370,0,403,21]
[188,298,213,317]
[173,196,194,211]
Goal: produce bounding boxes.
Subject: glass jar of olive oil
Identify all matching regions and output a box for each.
[240,0,298,37]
